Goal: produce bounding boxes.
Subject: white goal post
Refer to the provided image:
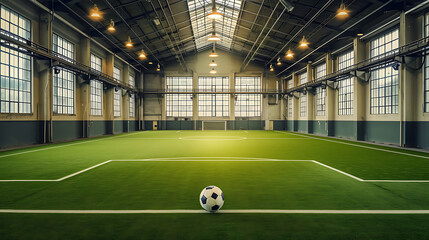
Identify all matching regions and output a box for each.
[202,120,227,130]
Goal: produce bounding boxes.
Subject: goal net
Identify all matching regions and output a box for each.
[202,121,227,130]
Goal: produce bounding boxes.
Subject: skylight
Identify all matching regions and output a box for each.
[187,0,242,51]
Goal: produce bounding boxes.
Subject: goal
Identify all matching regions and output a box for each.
[202,121,227,130]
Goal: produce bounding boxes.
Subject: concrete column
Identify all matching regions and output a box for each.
[292,72,299,131]
[193,71,198,121]
[122,65,130,132]
[38,12,53,143]
[354,37,367,140]
[399,12,419,147]
[78,37,90,138]
[325,53,335,136]
[136,72,144,130]
[230,72,236,121]
[306,62,314,133]
[105,54,114,134]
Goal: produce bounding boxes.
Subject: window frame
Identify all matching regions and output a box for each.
[52,33,75,115]
[337,50,354,116]
[235,76,262,117]
[166,76,193,117]
[0,5,33,114]
[198,76,230,117]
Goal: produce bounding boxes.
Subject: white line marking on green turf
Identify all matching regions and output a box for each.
[118,137,308,140]
[1,209,429,214]
[0,157,428,183]
[0,132,143,159]
[275,131,429,159]
[312,161,364,182]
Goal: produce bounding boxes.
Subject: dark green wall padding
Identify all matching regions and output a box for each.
[143,120,265,131]
[0,120,139,149]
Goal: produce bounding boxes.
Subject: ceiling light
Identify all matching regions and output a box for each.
[269,64,274,72]
[209,60,217,67]
[209,50,218,57]
[208,0,222,19]
[138,50,147,59]
[276,57,282,66]
[336,3,350,18]
[357,33,364,37]
[153,18,161,26]
[156,63,161,72]
[286,49,294,59]
[90,4,102,19]
[107,19,116,32]
[148,62,153,65]
[207,33,221,41]
[299,36,309,49]
[125,36,133,48]
[210,68,217,74]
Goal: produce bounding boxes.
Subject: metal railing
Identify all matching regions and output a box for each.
[0,29,137,92]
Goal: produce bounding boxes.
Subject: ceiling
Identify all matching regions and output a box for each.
[40,0,424,75]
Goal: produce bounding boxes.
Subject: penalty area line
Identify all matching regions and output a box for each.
[1,209,429,214]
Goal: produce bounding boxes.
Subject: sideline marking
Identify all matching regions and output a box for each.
[275,131,429,159]
[0,132,143,159]
[0,157,428,183]
[1,209,429,214]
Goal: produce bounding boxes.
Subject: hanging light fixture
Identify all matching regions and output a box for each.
[138,50,147,59]
[336,3,350,18]
[209,60,217,67]
[209,50,218,57]
[107,19,116,32]
[210,68,217,74]
[90,4,102,19]
[299,36,309,49]
[276,57,282,66]
[286,49,294,59]
[156,63,161,71]
[208,0,222,19]
[125,36,133,48]
[148,62,153,65]
[208,33,221,41]
[269,64,274,72]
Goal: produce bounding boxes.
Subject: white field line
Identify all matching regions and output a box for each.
[0,132,143,159]
[1,157,428,183]
[312,161,364,182]
[275,131,429,159]
[1,209,429,214]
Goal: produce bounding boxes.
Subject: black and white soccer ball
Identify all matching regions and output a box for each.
[199,186,224,212]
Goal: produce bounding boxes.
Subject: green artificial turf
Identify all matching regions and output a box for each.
[0,130,428,239]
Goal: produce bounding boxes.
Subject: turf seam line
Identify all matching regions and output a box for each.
[1,157,428,183]
[1,209,429,214]
[275,131,429,159]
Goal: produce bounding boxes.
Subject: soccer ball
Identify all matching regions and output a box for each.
[199,186,224,212]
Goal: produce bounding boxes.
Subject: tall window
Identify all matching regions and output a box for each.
[0,6,32,113]
[370,28,399,114]
[90,54,102,116]
[300,93,307,117]
[299,72,307,85]
[114,89,121,117]
[129,93,135,118]
[315,63,326,116]
[129,75,135,87]
[315,63,326,79]
[425,14,429,112]
[53,34,74,114]
[235,76,261,117]
[288,96,293,118]
[316,87,326,116]
[198,77,229,117]
[338,50,354,115]
[113,67,121,81]
[287,79,293,89]
[166,76,193,117]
